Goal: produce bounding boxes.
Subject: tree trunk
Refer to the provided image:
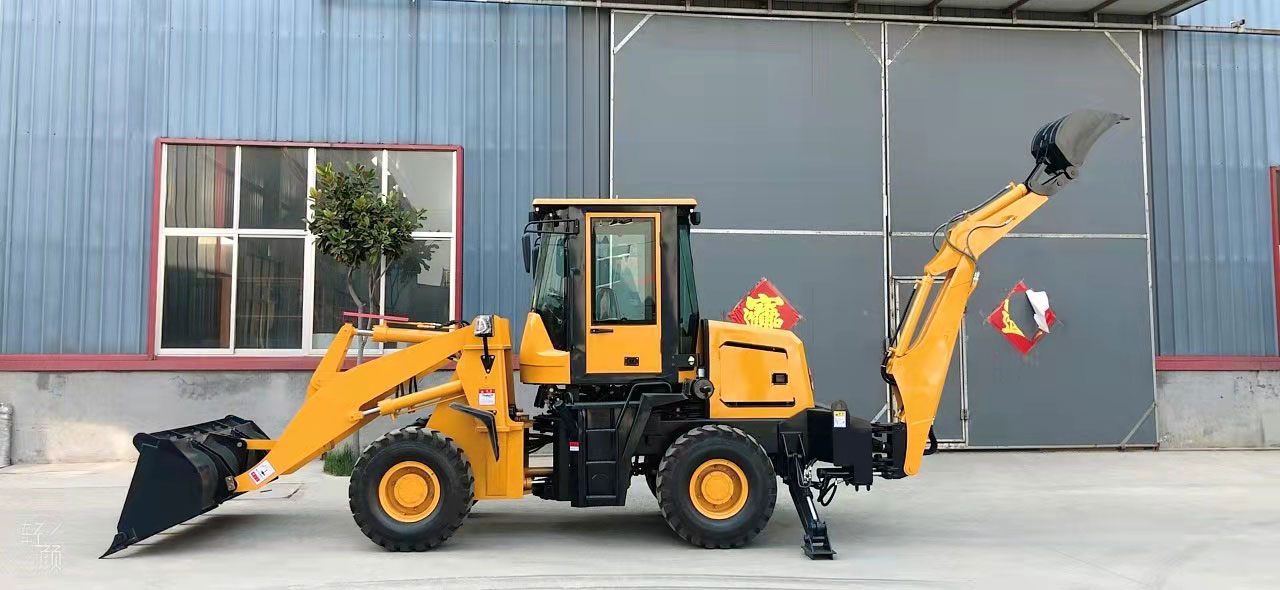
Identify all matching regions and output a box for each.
[345,266,367,361]
[345,266,365,454]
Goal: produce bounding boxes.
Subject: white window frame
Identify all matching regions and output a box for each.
[154,142,460,357]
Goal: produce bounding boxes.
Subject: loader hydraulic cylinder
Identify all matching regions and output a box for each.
[362,379,466,418]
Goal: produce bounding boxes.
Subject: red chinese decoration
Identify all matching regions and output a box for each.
[985,280,1056,355]
[727,278,803,330]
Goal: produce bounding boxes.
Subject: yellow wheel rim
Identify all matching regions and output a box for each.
[689,458,749,520]
[378,461,441,523]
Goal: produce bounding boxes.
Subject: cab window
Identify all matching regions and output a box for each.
[591,218,656,324]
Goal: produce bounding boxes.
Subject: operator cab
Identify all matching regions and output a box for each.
[519,199,701,387]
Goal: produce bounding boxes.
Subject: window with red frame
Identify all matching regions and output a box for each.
[156,143,458,356]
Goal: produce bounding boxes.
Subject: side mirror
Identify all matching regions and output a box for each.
[522,233,534,273]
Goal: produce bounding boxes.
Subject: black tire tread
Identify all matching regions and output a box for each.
[348,425,474,551]
[655,424,776,549]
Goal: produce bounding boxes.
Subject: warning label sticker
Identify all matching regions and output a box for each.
[478,388,496,406]
[833,410,847,429]
[248,460,275,484]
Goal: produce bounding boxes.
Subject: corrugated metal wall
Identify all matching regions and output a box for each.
[0,0,607,354]
[1177,0,1280,29]
[1148,12,1280,355]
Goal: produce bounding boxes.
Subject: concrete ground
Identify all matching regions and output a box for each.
[1,451,1277,590]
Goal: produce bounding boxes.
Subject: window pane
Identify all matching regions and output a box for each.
[531,231,569,350]
[312,251,379,351]
[387,151,454,233]
[161,236,233,348]
[165,145,234,228]
[236,238,304,348]
[591,218,656,323]
[239,147,307,229]
[316,148,380,178]
[386,239,451,321]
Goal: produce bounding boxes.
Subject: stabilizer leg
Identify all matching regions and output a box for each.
[779,432,835,559]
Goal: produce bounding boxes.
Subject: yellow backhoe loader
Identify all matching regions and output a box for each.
[104,111,1125,559]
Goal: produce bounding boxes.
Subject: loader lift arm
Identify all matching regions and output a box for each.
[233,322,478,493]
[881,110,1127,477]
[104,317,525,557]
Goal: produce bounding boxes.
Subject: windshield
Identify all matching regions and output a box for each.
[530,230,568,350]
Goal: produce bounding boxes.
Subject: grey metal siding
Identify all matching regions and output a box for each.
[0,0,606,353]
[1177,0,1280,29]
[613,14,1156,446]
[885,23,1154,446]
[1148,28,1280,355]
[611,15,890,417]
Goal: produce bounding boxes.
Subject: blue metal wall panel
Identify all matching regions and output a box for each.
[0,0,607,353]
[1176,0,1280,29]
[1148,25,1280,355]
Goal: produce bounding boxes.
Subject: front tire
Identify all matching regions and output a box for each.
[348,425,474,551]
[656,425,777,549]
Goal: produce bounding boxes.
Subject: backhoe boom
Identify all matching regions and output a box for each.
[883,182,1045,476]
[883,109,1128,476]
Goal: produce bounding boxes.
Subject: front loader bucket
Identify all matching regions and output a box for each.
[101,415,268,557]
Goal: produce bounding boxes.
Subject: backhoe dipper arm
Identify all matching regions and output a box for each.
[882,110,1127,477]
[883,182,1043,476]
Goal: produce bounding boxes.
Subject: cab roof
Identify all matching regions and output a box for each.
[531,198,697,208]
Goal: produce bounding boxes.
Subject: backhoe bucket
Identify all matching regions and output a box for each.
[102,415,268,557]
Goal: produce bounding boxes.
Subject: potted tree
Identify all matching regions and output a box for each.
[308,161,426,465]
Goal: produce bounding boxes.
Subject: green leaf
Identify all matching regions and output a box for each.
[307,161,431,314]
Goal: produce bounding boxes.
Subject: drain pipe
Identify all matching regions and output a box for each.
[0,403,11,468]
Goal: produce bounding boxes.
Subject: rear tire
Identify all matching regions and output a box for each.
[348,425,474,551]
[656,425,776,549]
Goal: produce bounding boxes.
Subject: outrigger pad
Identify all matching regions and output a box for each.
[101,415,268,557]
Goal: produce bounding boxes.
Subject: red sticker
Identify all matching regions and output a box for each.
[727,278,803,330]
[986,281,1056,355]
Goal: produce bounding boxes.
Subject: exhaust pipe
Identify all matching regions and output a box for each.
[101,415,268,557]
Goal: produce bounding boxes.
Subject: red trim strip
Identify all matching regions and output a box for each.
[146,138,163,357]
[156,138,463,151]
[1155,355,1280,371]
[342,311,410,321]
[5,353,1269,373]
[0,355,482,372]
[1271,166,1280,346]
[454,145,464,320]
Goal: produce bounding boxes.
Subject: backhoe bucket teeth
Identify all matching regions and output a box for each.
[101,415,268,558]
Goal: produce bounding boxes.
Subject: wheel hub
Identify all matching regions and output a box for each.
[689,458,748,520]
[378,461,440,523]
[394,474,428,506]
[701,472,733,504]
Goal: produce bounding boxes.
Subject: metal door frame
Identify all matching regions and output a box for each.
[609,11,1157,448]
[890,275,969,446]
